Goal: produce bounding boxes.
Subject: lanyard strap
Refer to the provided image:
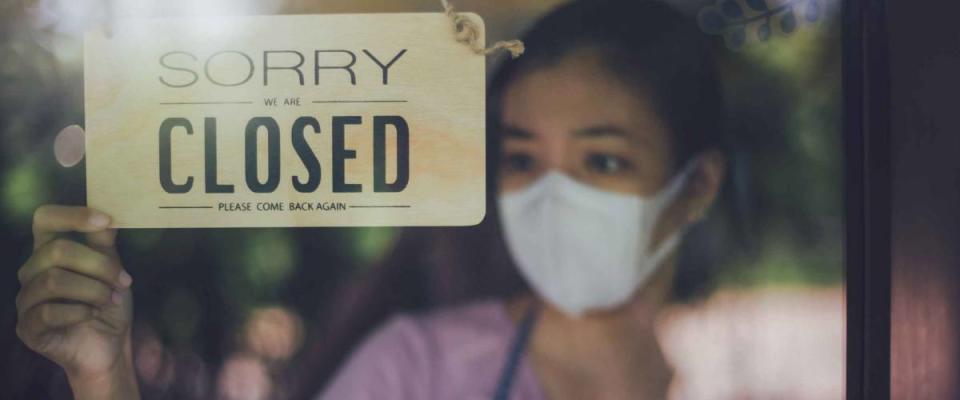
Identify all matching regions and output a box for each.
[492,302,541,400]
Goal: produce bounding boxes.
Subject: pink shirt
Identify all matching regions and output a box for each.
[319,300,545,400]
[319,289,845,399]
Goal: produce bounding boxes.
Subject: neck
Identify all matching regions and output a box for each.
[508,254,678,398]
[521,252,677,339]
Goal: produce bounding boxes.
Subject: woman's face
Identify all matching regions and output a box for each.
[498,52,675,196]
[497,50,726,244]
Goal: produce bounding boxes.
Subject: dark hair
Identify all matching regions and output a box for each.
[488,0,726,174]
[487,0,735,301]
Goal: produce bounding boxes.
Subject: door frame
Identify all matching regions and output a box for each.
[844,0,891,398]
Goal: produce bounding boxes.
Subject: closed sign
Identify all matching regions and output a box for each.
[84,13,486,228]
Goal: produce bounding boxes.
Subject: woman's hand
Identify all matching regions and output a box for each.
[15,205,140,400]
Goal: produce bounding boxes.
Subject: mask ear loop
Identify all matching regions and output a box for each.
[650,156,700,207]
[642,156,704,258]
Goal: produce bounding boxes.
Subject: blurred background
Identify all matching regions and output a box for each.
[0,0,842,399]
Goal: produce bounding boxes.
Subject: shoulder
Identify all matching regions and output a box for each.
[320,299,515,400]
[414,299,516,345]
[375,299,516,370]
[357,299,512,361]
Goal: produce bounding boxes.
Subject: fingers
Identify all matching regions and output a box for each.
[18,239,130,289]
[86,229,119,252]
[16,303,96,349]
[33,206,112,250]
[16,268,118,314]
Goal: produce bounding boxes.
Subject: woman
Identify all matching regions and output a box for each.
[15,0,727,398]
[321,1,726,398]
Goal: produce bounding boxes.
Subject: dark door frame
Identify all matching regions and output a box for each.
[844,0,890,398]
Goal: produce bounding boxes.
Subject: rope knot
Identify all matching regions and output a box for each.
[441,0,525,59]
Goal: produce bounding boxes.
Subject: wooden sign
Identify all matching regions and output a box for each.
[84,13,486,228]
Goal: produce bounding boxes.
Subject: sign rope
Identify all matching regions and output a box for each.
[440,0,525,58]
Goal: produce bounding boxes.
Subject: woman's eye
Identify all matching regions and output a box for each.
[503,153,535,173]
[586,153,630,174]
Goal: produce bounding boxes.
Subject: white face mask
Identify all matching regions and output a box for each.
[497,166,692,317]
